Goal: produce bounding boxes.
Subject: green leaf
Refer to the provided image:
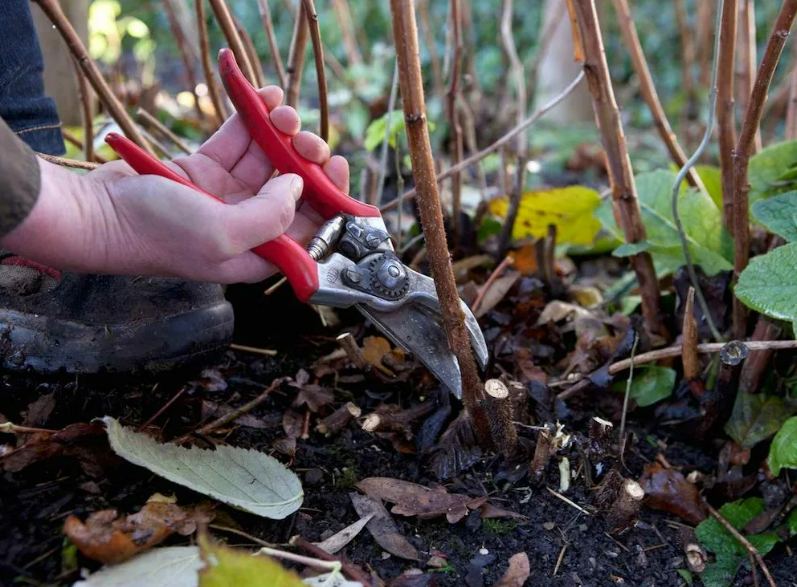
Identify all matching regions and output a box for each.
[199,538,304,587]
[613,366,676,407]
[102,417,303,519]
[677,569,693,586]
[735,243,797,321]
[695,165,723,211]
[767,416,797,476]
[595,170,733,276]
[725,393,795,449]
[787,508,797,536]
[364,110,405,152]
[73,546,202,587]
[751,191,797,242]
[749,140,797,206]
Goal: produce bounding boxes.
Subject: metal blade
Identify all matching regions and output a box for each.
[356,302,488,399]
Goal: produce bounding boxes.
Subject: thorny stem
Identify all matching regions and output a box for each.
[196,0,227,127]
[447,0,465,244]
[619,334,638,441]
[376,62,399,206]
[732,0,797,340]
[380,72,585,213]
[301,0,329,141]
[207,0,257,87]
[286,1,309,108]
[163,0,205,122]
[32,0,154,155]
[671,0,726,343]
[36,153,99,171]
[717,0,738,231]
[389,0,489,445]
[611,0,704,190]
[572,0,664,337]
[257,0,287,88]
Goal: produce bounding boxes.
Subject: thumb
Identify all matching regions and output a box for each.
[220,173,304,254]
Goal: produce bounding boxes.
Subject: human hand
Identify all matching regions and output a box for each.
[1,86,349,284]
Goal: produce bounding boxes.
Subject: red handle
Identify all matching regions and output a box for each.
[105,133,319,302]
[218,48,380,220]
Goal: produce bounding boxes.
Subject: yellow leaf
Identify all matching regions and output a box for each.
[199,535,304,587]
[488,186,602,246]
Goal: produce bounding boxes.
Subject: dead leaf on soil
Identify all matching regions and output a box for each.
[508,243,538,276]
[350,492,419,561]
[293,385,335,413]
[475,271,521,318]
[492,552,530,587]
[0,422,107,473]
[22,392,56,427]
[478,503,527,521]
[362,336,405,376]
[357,477,486,523]
[389,570,440,586]
[639,463,707,525]
[314,514,374,554]
[64,499,213,564]
[425,413,483,480]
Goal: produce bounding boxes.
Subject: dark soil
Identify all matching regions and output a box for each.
[1,285,796,587]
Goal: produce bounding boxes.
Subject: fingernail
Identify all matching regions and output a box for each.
[288,174,303,200]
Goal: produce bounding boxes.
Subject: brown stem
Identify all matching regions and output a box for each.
[389,0,488,445]
[480,379,519,457]
[196,0,227,126]
[72,60,94,163]
[787,62,797,140]
[235,18,266,89]
[286,1,310,108]
[447,0,464,243]
[740,318,783,393]
[698,0,715,88]
[682,287,705,398]
[257,0,287,87]
[164,0,205,122]
[137,386,188,431]
[694,340,748,438]
[207,0,257,87]
[571,0,664,336]
[36,153,100,171]
[530,427,552,484]
[611,0,704,190]
[380,72,584,213]
[32,0,153,155]
[135,108,192,155]
[733,0,797,340]
[336,332,369,371]
[704,501,778,587]
[736,0,762,153]
[718,0,738,231]
[290,536,373,586]
[330,0,364,67]
[360,401,438,435]
[301,0,329,142]
[316,402,361,436]
[417,0,444,100]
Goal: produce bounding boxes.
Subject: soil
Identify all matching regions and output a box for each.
[1,284,796,587]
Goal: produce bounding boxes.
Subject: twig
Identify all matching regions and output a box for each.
[32,0,154,155]
[257,0,287,87]
[496,0,528,256]
[0,422,58,435]
[390,0,488,445]
[671,0,726,343]
[135,108,192,155]
[72,60,94,163]
[36,153,100,171]
[137,386,188,431]
[330,0,364,67]
[235,18,266,89]
[611,0,704,190]
[230,343,278,357]
[717,0,738,231]
[704,501,778,587]
[553,542,568,576]
[286,1,309,108]
[572,0,664,336]
[61,130,108,164]
[173,378,283,444]
[619,334,638,441]
[546,487,591,516]
[472,255,513,315]
[290,536,374,586]
[137,125,175,159]
[336,333,369,370]
[732,0,797,340]
[258,545,340,572]
[207,0,257,86]
[380,71,585,213]
[163,0,205,122]
[301,0,329,141]
[196,0,227,126]
[375,62,399,206]
[736,0,762,153]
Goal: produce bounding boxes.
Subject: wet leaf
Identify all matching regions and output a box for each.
[72,546,203,587]
[314,514,373,554]
[749,140,797,206]
[725,393,795,450]
[596,170,732,276]
[640,463,707,525]
[614,366,676,407]
[767,416,797,476]
[491,552,530,587]
[750,191,797,242]
[356,477,483,523]
[735,243,797,321]
[488,186,603,246]
[350,492,419,560]
[199,536,304,587]
[102,417,303,519]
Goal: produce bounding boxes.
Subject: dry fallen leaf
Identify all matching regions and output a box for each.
[640,463,707,525]
[356,477,485,524]
[293,385,335,413]
[314,514,374,554]
[474,271,521,318]
[492,552,530,587]
[478,503,527,521]
[350,492,419,561]
[362,336,405,375]
[22,392,56,427]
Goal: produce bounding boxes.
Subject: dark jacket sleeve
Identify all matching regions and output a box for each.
[0,116,41,237]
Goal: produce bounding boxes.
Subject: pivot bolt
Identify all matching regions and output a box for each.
[345,267,362,284]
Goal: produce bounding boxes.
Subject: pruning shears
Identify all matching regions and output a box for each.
[105,48,488,398]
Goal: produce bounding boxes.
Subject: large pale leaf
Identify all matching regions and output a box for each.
[73,546,202,587]
[767,416,797,476]
[595,170,733,275]
[102,417,303,519]
[735,243,797,321]
[749,140,797,206]
[488,186,603,246]
[725,393,795,450]
[750,191,797,242]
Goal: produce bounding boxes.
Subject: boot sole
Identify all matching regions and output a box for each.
[0,301,234,374]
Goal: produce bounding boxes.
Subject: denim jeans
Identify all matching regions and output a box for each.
[0,0,65,155]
